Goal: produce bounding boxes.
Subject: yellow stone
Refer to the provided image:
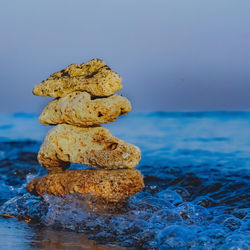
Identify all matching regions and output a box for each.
[33,59,122,97]
[39,92,131,127]
[38,124,141,171]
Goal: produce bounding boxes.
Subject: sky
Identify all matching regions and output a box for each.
[0,0,250,113]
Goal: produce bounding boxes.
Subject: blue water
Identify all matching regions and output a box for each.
[0,112,249,249]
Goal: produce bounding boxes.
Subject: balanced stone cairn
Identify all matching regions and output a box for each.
[27,59,144,202]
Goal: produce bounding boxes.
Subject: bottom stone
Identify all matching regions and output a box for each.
[27,169,144,202]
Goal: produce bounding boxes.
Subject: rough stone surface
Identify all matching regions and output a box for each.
[38,124,141,171]
[27,169,144,202]
[39,92,131,127]
[32,59,122,97]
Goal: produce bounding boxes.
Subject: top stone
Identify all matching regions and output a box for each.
[32,59,122,97]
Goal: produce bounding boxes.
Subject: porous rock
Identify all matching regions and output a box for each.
[39,92,131,126]
[38,124,141,171]
[27,169,144,202]
[33,59,122,97]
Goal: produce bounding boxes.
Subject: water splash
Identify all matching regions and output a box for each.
[0,112,249,249]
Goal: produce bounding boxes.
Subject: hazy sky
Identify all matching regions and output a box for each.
[0,0,250,113]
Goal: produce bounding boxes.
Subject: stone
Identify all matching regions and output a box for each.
[39,92,131,127]
[38,124,141,171]
[32,58,122,97]
[27,169,144,202]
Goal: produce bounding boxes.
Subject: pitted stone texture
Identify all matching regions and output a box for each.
[27,169,144,202]
[33,59,122,97]
[38,124,141,171]
[39,92,131,127]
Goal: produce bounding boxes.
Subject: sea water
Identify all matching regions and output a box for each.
[0,112,249,249]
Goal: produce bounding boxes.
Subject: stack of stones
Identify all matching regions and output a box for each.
[27,59,144,202]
